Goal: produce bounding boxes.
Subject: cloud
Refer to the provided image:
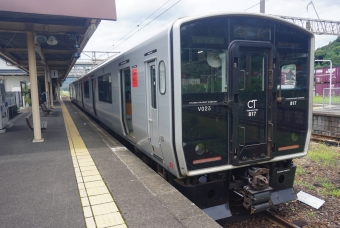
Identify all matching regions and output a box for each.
[315,35,338,49]
[84,0,340,54]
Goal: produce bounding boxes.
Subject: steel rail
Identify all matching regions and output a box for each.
[263,209,300,228]
[311,133,340,146]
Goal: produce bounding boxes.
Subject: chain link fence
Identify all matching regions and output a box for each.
[314,87,340,108]
[313,87,340,136]
[323,87,340,108]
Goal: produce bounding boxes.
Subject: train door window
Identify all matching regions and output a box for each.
[150,64,157,108]
[84,81,89,98]
[239,51,266,92]
[159,61,166,94]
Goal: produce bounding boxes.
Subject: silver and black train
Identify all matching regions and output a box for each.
[70,12,314,220]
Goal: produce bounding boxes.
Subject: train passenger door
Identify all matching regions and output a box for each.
[229,41,277,165]
[81,83,84,108]
[120,68,135,138]
[146,61,163,161]
[91,78,97,116]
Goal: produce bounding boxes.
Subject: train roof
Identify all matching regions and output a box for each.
[72,11,314,84]
[175,11,314,36]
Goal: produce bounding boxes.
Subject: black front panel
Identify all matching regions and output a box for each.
[275,23,310,155]
[180,17,229,170]
[179,15,311,170]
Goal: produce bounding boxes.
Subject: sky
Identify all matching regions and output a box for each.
[82,0,340,60]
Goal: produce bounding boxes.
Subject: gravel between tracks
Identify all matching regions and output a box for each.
[224,143,340,228]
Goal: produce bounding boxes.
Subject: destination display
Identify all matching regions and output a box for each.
[234,25,271,40]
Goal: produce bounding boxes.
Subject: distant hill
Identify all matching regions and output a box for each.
[315,36,340,68]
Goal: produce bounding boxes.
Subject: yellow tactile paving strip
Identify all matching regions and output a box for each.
[60,100,127,228]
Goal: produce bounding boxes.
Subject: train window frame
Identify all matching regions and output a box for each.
[159,61,166,94]
[84,80,90,98]
[98,73,112,103]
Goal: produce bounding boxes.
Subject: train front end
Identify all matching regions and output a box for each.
[171,13,314,219]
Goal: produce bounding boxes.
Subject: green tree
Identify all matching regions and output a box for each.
[314,36,340,67]
[22,84,31,105]
[334,46,340,55]
[315,49,327,60]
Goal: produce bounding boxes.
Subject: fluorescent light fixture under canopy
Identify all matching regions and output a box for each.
[47,36,58,45]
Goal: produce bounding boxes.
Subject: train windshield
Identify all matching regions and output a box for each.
[180,16,311,170]
[180,17,229,170]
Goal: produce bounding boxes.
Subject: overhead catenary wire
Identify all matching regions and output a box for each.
[107,0,280,54]
[110,0,172,51]
[98,0,175,58]
[137,0,173,29]
[109,0,182,51]
[300,2,340,17]
[244,0,270,11]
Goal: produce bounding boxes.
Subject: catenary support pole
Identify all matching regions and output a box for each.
[260,0,265,13]
[26,31,44,142]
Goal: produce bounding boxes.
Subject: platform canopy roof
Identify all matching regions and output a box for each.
[0,0,116,82]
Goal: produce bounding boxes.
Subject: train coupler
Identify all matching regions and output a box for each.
[243,186,272,213]
[243,167,273,213]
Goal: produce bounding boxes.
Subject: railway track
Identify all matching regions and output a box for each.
[263,209,300,228]
[311,133,340,146]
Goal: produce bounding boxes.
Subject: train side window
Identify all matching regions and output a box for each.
[159,61,166,94]
[280,64,296,89]
[98,73,112,103]
[84,81,90,98]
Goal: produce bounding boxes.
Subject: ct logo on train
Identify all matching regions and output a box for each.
[247,99,258,117]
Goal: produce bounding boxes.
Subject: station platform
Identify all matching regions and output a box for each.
[312,103,340,136]
[313,103,340,116]
[0,97,221,228]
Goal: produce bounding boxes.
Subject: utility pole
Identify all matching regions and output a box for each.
[307,1,320,20]
[307,1,326,33]
[260,0,265,13]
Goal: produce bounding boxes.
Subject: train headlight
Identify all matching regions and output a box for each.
[291,133,298,141]
[198,175,207,184]
[195,143,205,155]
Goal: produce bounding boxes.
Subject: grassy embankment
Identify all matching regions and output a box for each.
[314,95,340,104]
[295,144,340,197]
[60,91,70,97]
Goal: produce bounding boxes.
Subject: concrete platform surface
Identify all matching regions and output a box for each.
[313,103,340,116]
